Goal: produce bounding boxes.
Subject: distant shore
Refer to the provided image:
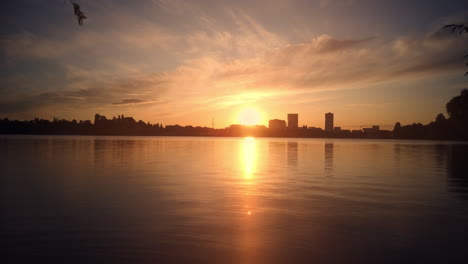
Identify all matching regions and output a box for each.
[2,131,468,142]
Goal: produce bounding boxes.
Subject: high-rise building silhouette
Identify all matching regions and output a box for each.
[325,112,334,132]
[288,114,298,129]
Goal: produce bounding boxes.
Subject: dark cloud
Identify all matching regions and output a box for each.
[280,35,376,58]
[313,36,376,53]
[112,99,156,105]
[388,57,463,80]
[39,92,60,97]
[0,72,168,116]
[0,94,79,114]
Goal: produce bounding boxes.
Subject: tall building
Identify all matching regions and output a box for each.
[288,113,298,129]
[269,119,287,129]
[325,112,334,132]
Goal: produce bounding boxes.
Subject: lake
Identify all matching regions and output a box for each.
[1,135,468,263]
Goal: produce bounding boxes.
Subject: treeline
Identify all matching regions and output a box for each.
[393,89,468,140]
[0,115,214,136]
[0,117,95,135]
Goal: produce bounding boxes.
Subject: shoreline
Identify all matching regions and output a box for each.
[2,133,467,142]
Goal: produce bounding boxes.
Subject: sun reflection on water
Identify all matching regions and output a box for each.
[242,137,257,179]
[238,136,258,263]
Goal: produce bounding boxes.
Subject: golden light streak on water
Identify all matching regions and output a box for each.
[242,137,257,179]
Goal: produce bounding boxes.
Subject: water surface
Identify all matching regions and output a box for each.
[1,136,468,263]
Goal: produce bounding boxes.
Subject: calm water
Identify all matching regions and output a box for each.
[1,135,468,263]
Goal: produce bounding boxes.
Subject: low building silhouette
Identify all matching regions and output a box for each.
[363,125,380,134]
[269,119,287,130]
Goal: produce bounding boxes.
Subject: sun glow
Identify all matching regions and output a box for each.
[238,107,262,126]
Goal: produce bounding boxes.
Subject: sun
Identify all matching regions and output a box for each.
[238,107,262,125]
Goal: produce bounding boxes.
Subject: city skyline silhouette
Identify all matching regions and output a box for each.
[2,88,467,140]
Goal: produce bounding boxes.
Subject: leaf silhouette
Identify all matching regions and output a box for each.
[443,24,468,77]
[443,24,467,35]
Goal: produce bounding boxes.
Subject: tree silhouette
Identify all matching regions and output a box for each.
[391,89,468,140]
[443,24,468,76]
[435,113,446,123]
[446,89,468,122]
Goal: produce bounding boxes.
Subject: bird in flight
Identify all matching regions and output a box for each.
[67,0,87,26]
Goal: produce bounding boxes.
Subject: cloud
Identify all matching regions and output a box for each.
[195,32,466,92]
[309,35,376,53]
[0,66,169,117]
[1,2,468,123]
[1,29,179,67]
[112,99,157,105]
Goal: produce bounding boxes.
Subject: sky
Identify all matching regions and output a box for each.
[1,0,468,129]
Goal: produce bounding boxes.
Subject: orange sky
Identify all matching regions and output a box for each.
[1,0,468,130]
